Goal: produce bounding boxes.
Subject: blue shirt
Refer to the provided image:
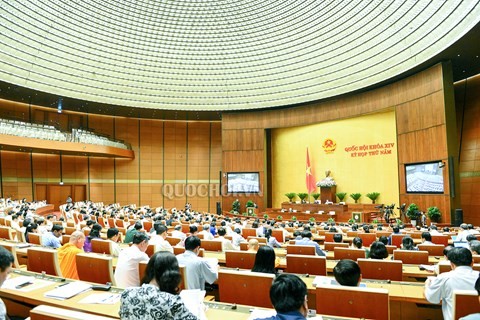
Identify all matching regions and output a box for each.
[295,237,325,256]
[42,232,61,248]
[255,311,307,320]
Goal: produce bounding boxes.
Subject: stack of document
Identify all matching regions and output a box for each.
[44,282,92,300]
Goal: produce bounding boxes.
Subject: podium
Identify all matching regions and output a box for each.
[320,186,336,203]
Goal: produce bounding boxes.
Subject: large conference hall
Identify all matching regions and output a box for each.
[1,1,480,319]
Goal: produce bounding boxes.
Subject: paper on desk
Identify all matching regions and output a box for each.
[248,309,276,319]
[311,276,337,287]
[44,282,92,300]
[420,264,435,272]
[204,257,218,270]
[78,293,120,304]
[180,289,206,320]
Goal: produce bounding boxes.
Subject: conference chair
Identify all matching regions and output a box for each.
[61,235,71,245]
[107,218,116,228]
[409,232,422,239]
[27,247,62,277]
[181,224,190,233]
[166,236,182,246]
[453,290,480,320]
[474,255,480,263]
[418,244,445,256]
[324,232,336,242]
[324,242,349,251]
[28,233,42,245]
[391,234,406,248]
[97,217,106,228]
[76,253,116,286]
[29,305,117,320]
[286,254,327,275]
[0,226,14,241]
[347,231,358,237]
[358,233,377,247]
[286,245,316,256]
[271,229,285,243]
[82,229,90,237]
[376,231,392,238]
[241,228,257,238]
[66,221,75,228]
[239,242,249,250]
[218,269,274,308]
[316,285,389,320]
[115,219,125,228]
[357,258,403,281]
[385,245,396,254]
[0,217,5,226]
[317,230,327,236]
[432,235,449,246]
[225,250,256,269]
[1,242,22,269]
[200,239,223,252]
[91,239,113,255]
[333,247,366,261]
[143,220,153,232]
[145,244,156,257]
[4,219,12,227]
[393,250,429,265]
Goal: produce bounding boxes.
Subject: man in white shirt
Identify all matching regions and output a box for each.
[106,227,122,257]
[424,247,479,320]
[176,236,217,290]
[217,227,238,251]
[200,224,214,240]
[171,225,186,241]
[149,223,173,253]
[114,232,149,288]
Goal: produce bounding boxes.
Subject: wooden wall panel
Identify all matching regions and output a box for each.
[455,74,480,225]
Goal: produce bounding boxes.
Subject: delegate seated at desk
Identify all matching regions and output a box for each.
[0,246,14,319]
[295,230,325,256]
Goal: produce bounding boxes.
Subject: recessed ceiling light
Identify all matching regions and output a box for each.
[457,54,461,57]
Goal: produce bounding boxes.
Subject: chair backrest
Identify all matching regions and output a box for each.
[61,235,71,245]
[181,224,190,234]
[247,236,267,244]
[0,226,14,241]
[143,221,153,232]
[324,232,336,242]
[357,258,403,281]
[239,242,249,251]
[438,262,452,274]
[271,229,284,243]
[30,305,117,320]
[432,235,449,246]
[385,245,396,254]
[0,217,5,226]
[473,255,480,263]
[316,285,389,320]
[91,239,112,255]
[241,228,257,238]
[417,244,445,256]
[391,234,405,248]
[28,233,42,245]
[408,232,423,239]
[324,242,349,251]
[145,244,155,257]
[333,247,366,261]
[115,219,124,228]
[453,290,480,320]
[358,233,377,247]
[173,247,204,257]
[166,236,182,246]
[393,250,429,264]
[286,245,316,255]
[27,247,62,277]
[1,242,21,268]
[107,218,116,228]
[97,217,106,228]
[286,254,327,275]
[76,253,115,286]
[5,219,12,227]
[376,231,392,238]
[225,250,257,269]
[347,231,358,237]
[218,269,274,308]
[200,239,223,252]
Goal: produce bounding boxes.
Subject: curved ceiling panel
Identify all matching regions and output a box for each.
[0,0,479,111]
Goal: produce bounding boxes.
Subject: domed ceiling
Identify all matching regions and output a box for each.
[1,0,480,111]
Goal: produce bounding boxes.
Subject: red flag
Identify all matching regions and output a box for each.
[306,148,316,193]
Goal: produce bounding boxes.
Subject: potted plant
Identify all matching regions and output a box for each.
[366,192,380,204]
[348,218,355,224]
[327,217,335,224]
[231,199,240,214]
[427,206,441,223]
[372,218,379,224]
[246,200,255,208]
[309,217,316,223]
[336,192,347,202]
[297,192,308,203]
[263,213,269,219]
[349,193,362,203]
[292,216,297,222]
[406,203,421,226]
[277,215,283,221]
[285,192,297,203]
[312,193,320,200]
